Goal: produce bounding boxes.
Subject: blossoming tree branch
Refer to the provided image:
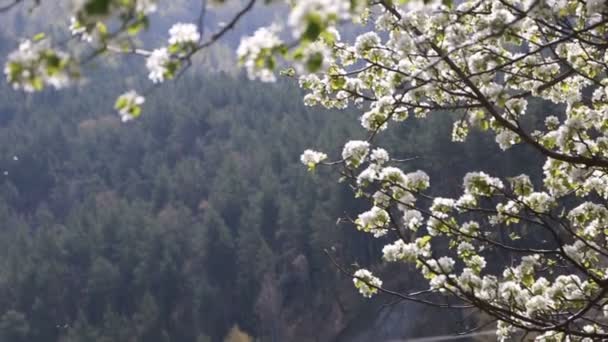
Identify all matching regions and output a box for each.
[4,0,608,340]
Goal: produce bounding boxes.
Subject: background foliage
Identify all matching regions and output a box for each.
[0,32,541,340]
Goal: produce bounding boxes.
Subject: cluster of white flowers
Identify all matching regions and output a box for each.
[135,0,158,14]
[341,140,370,167]
[403,170,430,191]
[509,174,533,196]
[354,32,381,58]
[562,240,589,264]
[425,256,456,275]
[300,149,328,169]
[403,209,423,231]
[375,167,430,194]
[288,0,351,38]
[114,90,145,122]
[430,198,456,219]
[455,193,476,209]
[495,129,520,150]
[146,48,170,83]
[268,0,608,337]
[353,269,382,298]
[356,165,378,186]
[382,240,419,262]
[69,17,93,42]
[378,166,406,184]
[504,98,528,117]
[463,172,504,197]
[459,221,479,236]
[145,23,200,84]
[353,148,391,186]
[360,96,396,131]
[4,39,74,92]
[290,0,608,334]
[370,148,389,164]
[568,202,608,241]
[521,192,555,213]
[356,206,390,237]
[168,23,200,45]
[237,25,283,82]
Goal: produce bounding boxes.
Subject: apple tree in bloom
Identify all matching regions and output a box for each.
[5,0,608,340]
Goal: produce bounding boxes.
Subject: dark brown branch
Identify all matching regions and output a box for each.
[0,0,23,13]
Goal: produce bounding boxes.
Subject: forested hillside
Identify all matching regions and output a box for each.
[0,72,355,341]
[0,71,540,342]
[0,62,541,341]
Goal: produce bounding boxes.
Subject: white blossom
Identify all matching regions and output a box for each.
[300,149,328,168]
[465,255,486,272]
[354,32,381,57]
[463,172,503,196]
[69,17,92,42]
[457,241,475,256]
[436,256,456,273]
[115,90,145,122]
[342,140,370,167]
[135,0,158,14]
[404,170,430,191]
[526,295,553,316]
[146,48,170,83]
[288,0,351,38]
[370,148,389,164]
[353,269,382,298]
[378,166,406,184]
[168,23,200,45]
[356,206,390,237]
[563,240,586,264]
[237,25,283,82]
[495,129,519,150]
[403,209,423,231]
[382,240,420,262]
[522,192,555,213]
[4,39,74,92]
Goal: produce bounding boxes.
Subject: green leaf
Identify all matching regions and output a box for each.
[84,0,112,15]
[264,56,276,70]
[7,62,22,79]
[127,17,150,35]
[130,106,142,117]
[418,235,432,247]
[168,44,182,55]
[276,44,289,56]
[33,32,46,42]
[127,23,144,35]
[31,77,44,91]
[97,22,108,37]
[302,14,324,42]
[279,68,295,77]
[306,52,323,73]
[319,30,336,44]
[114,97,128,110]
[522,274,534,287]
[508,232,521,240]
[329,76,346,90]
